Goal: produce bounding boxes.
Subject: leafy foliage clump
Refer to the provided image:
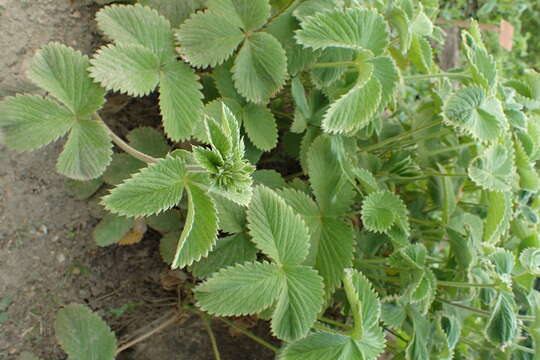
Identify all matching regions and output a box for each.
[2,0,540,359]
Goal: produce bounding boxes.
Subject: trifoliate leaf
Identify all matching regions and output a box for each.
[444,86,507,142]
[486,292,517,347]
[56,118,113,180]
[296,8,388,56]
[102,156,187,217]
[361,191,408,233]
[409,35,432,74]
[176,12,244,68]
[55,304,117,360]
[520,248,540,276]
[322,76,382,134]
[190,233,258,278]
[90,44,161,97]
[0,95,73,152]
[307,136,354,215]
[232,32,288,103]
[138,0,205,27]
[159,61,204,141]
[195,261,283,316]
[93,214,134,247]
[96,4,175,61]
[206,0,270,32]
[272,265,324,341]
[102,153,144,186]
[126,127,170,158]
[28,43,105,116]
[468,143,514,192]
[242,103,278,151]
[171,182,218,269]
[247,186,310,266]
[483,191,512,245]
[514,137,540,192]
[146,209,182,234]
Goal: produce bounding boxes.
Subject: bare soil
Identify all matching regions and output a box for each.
[0,1,275,359]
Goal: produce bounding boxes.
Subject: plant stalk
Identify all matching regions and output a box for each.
[198,312,222,360]
[310,61,357,68]
[360,120,442,152]
[403,73,472,81]
[216,317,278,353]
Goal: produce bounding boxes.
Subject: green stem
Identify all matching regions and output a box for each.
[95,113,158,164]
[437,281,497,289]
[318,317,352,329]
[360,120,442,152]
[403,73,472,81]
[430,142,475,155]
[198,312,222,360]
[514,344,535,355]
[423,171,468,177]
[310,61,357,68]
[216,317,278,353]
[342,270,364,340]
[409,217,441,227]
[437,298,535,321]
[313,322,348,335]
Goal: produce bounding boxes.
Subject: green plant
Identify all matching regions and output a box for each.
[2,0,540,358]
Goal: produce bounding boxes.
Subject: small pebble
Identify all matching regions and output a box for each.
[57,253,66,263]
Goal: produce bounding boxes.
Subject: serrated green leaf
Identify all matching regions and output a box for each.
[252,169,287,189]
[57,118,113,180]
[519,247,540,275]
[409,35,432,73]
[468,143,514,192]
[65,178,103,200]
[387,6,411,53]
[0,95,73,152]
[28,43,105,116]
[463,31,497,90]
[272,265,324,341]
[159,231,180,265]
[195,261,283,315]
[444,86,507,142]
[176,12,244,68]
[296,8,388,56]
[489,248,515,275]
[146,209,182,233]
[96,4,175,61]
[293,0,340,21]
[212,193,246,234]
[242,103,278,151]
[206,0,270,32]
[371,56,399,112]
[486,292,517,346]
[159,61,204,141]
[138,0,205,27]
[232,32,288,103]
[411,9,433,37]
[310,48,354,89]
[281,332,363,360]
[102,153,144,186]
[361,191,408,233]
[102,156,186,217]
[212,61,245,104]
[406,308,431,360]
[307,136,354,215]
[190,233,258,278]
[90,44,161,97]
[514,137,540,192]
[126,127,170,158]
[55,304,117,360]
[323,76,382,134]
[483,191,512,245]
[247,186,310,266]
[172,182,218,268]
[93,214,134,247]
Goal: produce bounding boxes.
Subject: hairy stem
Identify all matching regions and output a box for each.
[198,312,222,360]
[216,317,278,353]
[310,61,357,68]
[318,316,352,329]
[403,73,472,81]
[95,113,158,164]
[437,298,535,321]
[430,142,475,155]
[437,281,497,289]
[342,271,364,339]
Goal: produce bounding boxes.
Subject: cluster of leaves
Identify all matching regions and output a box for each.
[2,0,540,359]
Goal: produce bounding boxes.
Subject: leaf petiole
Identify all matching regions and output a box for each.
[403,73,472,81]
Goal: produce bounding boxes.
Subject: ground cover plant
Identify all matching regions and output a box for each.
[2,0,540,358]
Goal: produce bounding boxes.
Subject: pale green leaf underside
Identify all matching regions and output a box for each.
[444,86,507,142]
[483,191,512,244]
[272,265,324,341]
[90,44,161,97]
[206,0,270,32]
[486,292,517,346]
[57,118,113,180]
[468,143,514,192]
[93,214,134,247]
[55,304,117,360]
[0,94,73,152]
[195,261,283,316]
[247,186,310,266]
[101,156,186,217]
[514,137,540,192]
[176,12,243,68]
[296,8,388,56]
[190,233,258,278]
[242,103,278,151]
[96,4,175,61]
[138,0,205,27]
[172,183,218,269]
[29,43,105,116]
[159,61,204,141]
[232,32,288,103]
[323,77,382,134]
